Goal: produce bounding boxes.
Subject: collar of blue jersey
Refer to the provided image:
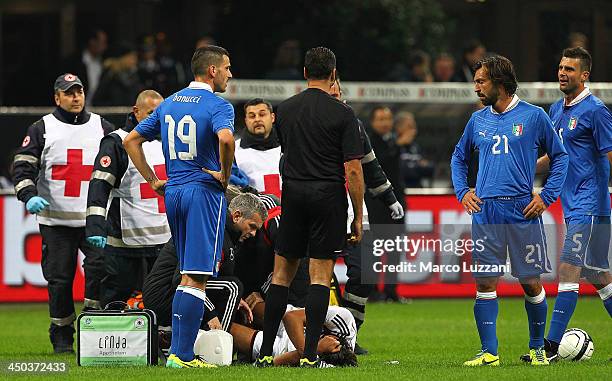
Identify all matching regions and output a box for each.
[564,87,591,107]
[188,81,213,92]
[490,94,520,115]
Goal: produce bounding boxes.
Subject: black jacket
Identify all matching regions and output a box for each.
[399,142,435,188]
[234,194,311,307]
[364,126,405,224]
[142,213,243,326]
[358,120,398,207]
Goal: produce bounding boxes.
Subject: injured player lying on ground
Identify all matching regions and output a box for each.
[231,305,358,367]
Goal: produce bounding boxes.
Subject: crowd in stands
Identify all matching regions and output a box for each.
[59,29,495,108]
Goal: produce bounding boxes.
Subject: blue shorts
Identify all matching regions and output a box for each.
[471,195,551,278]
[165,184,226,276]
[561,215,610,272]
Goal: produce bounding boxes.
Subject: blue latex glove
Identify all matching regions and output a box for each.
[230,162,250,187]
[86,236,107,248]
[25,196,49,214]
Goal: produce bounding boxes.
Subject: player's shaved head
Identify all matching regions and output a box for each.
[135,89,162,107]
[191,45,230,77]
[133,89,163,123]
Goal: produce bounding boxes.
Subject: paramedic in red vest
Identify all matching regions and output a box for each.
[11,73,115,353]
[85,90,169,308]
[234,98,282,198]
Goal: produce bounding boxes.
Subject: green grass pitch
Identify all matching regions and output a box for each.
[1,298,610,380]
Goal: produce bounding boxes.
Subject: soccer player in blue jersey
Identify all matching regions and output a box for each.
[521,47,612,363]
[123,45,236,368]
[451,55,568,366]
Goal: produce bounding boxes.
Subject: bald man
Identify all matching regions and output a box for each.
[85,90,171,307]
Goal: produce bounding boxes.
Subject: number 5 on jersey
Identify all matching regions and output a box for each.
[166,114,197,160]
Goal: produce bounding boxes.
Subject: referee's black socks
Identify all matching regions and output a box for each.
[260,284,289,357]
[303,284,331,362]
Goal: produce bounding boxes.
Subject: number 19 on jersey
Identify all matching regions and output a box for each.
[165,114,197,160]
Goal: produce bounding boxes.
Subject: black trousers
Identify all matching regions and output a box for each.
[99,245,161,309]
[341,240,375,329]
[145,273,243,331]
[40,224,104,325]
[364,194,404,294]
[203,276,244,331]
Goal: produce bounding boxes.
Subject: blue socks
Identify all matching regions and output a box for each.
[474,291,498,355]
[174,286,206,362]
[547,283,579,345]
[524,288,547,349]
[597,283,612,318]
[169,287,184,355]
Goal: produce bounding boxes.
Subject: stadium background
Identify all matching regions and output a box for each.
[1,0,611,302]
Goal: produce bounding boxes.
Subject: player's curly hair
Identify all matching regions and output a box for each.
[318,336,358,367]
[474,55,518,96]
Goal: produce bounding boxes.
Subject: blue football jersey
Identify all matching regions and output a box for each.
[135,82,234,188]
[452,96,568,205]
[549,89,612,217]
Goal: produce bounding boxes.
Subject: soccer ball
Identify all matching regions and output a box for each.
[558,328,594,361]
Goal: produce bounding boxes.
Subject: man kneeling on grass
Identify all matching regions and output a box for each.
[232,305,358,367]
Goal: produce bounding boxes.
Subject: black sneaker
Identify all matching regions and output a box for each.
[254,355,274,368]
[299,357,335,368]
[519,338,558,363]
[354,342,369,355]
[49,324,75,354]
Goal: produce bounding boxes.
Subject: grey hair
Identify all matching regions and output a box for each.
[229,193,268,220]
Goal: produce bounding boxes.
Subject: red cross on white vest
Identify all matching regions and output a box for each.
[51,149,94,197]
[140,164,167,213]
[263,174,281,198]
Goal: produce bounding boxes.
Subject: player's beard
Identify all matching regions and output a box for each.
[214,77,228,93]
[560,80,577,95]
[479,87,498,106]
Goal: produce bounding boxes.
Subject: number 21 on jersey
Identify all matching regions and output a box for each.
[492,134,509,155]
[165,114,197,160]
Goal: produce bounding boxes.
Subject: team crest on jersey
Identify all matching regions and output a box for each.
[512,123,523,136]
[568,117,578,130]
[21,136,30,147]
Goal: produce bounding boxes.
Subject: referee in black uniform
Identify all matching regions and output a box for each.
[256,47,364,368]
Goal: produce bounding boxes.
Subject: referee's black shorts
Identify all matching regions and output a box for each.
[276,180,347,260]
